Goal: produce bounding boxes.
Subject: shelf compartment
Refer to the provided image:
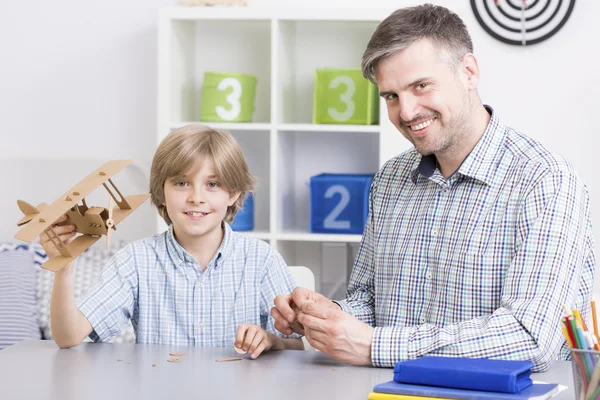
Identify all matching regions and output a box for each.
[165,19,271,126]
[276,129,378,234]
[276,19,380,124]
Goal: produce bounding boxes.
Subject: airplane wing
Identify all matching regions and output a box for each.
[111,193,151,226]
[41,235,102,272]
[14,160,133,242]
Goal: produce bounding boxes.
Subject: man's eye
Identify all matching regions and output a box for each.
[416,83,427,90]
[385,94,398,101]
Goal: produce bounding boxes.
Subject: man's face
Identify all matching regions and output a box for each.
[375,39,473,157]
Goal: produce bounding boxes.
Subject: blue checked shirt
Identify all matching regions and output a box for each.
[337,107,595,371]
[78,223,297,346]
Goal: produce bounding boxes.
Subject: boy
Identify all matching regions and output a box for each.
[42,125,303,358]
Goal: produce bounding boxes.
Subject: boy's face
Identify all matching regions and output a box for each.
[163,158,240,247]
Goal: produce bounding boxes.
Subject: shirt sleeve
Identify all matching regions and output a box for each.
[77,246,138,343]
[336,172,379,325]
[369,169,595,371]
[259,248,301,339]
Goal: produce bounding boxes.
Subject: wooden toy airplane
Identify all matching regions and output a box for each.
[14,160,150,272]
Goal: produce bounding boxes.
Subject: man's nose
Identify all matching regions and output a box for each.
[398,93,418,124]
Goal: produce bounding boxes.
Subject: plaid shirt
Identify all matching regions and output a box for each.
[338,107,595,371]
[78,223,297,346]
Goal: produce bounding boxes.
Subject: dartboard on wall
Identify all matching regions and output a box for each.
[470,0,576,46]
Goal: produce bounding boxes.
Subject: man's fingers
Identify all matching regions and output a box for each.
[300,300,335,319]
[298,312,328,334]
[304,330,326,352]
[273,294,295,322]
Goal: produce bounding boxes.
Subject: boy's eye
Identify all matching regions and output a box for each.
[174,181,188,187]
[207,181,220,189]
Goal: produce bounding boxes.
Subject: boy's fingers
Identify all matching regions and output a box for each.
[243,327,258,351]
[235,325,247,349]
[248,330,265,354]
[251,341,268,359]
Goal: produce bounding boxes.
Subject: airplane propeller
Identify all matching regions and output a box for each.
[106,197,114,249]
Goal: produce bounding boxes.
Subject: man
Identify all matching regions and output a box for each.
[271,4,595,371]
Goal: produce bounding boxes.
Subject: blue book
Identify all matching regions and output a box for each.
[394,357,534,393]
[374,381,559,400]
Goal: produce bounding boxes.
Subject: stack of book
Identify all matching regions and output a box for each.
[368,357,559,400]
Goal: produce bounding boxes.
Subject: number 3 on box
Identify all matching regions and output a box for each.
[216,77,242,121]
[328,75,355,122]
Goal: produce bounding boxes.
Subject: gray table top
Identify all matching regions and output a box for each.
[0,340,573,400]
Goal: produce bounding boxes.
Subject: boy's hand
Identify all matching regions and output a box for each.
[235,324,273,359]
[39,215,77,271]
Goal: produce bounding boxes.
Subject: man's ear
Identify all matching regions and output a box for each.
[229,192,241,206]
[461,53,480,90]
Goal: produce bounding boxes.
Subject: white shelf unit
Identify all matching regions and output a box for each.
[157,7,409,298]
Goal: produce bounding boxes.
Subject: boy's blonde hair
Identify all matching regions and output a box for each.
[150,124,256,225]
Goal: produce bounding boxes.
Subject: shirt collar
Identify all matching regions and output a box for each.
[411,105,505,185]
[165,222,234,267]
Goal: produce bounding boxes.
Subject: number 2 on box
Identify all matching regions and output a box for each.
[323,185,351,230]
[216,77,242,121]
[328,76,355,122]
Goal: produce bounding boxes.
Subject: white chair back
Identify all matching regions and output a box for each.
[288,266,315,291]
[287,266,316,351]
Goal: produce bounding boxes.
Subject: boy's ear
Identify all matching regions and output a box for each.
[228,191,241,206]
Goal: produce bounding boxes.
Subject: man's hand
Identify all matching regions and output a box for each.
[271,287,338,335]
[299,300,374,366]
[235,324,273,359]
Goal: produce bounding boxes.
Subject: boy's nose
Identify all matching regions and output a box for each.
[187,190,205,204]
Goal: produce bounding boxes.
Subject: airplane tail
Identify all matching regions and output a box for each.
[16,200,48,226]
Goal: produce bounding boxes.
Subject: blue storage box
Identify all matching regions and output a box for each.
[310,173,374,234]
[230,194,254,231]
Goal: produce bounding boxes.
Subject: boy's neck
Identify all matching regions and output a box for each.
[173,225,224,271]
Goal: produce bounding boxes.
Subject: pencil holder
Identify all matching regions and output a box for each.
[570,348,600,400]
[229,194,254,231]
[200,72,257,122]
[313,68,379,125]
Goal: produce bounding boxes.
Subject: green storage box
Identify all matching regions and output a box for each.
[200,72,257,122]
[313,68,378,125]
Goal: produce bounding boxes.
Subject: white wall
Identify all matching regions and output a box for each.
[1,1,599,276]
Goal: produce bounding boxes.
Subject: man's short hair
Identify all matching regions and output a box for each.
[150,124,256,225]
[362,4,474,83]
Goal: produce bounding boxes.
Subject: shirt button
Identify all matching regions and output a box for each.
[198,323,204,329]
[431,230,438,236]
[420,317,426,324]
[426,272,432,280]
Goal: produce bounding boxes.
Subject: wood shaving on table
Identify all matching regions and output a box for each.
[233,346,247,355]
[167,358,183,363]
[215,357,242,362]
[169,352,185,356]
